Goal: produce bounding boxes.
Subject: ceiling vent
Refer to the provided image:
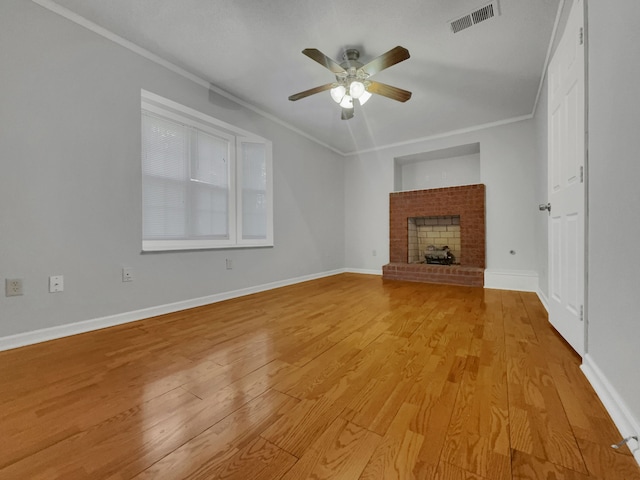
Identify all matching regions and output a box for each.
[450,1,500,33]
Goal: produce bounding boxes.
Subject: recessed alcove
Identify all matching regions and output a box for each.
[394,142,480,192]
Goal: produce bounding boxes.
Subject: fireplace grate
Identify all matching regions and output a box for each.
[425,246,455,265]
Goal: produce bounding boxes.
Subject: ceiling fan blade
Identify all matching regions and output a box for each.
[341,108,354,120]
[360,46,410,76]
[288,83,334,101]
[367,81,412,102]
[302,48,346,74]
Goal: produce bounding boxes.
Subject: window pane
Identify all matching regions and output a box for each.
[143,177,186,238]
[189,129,230,238]
[142,113,187,180]
[242,191,267,238]
[241,142,267,239]
[142,112,189,240]
[192,130,228,187]
[190,183,229,238]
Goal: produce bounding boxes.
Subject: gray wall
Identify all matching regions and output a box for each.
[587,0,640,429]
[0,0,345,338]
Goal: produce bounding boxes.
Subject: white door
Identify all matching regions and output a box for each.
[547,0,586,355]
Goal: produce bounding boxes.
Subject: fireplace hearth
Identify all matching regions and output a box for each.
[383,184,485,287]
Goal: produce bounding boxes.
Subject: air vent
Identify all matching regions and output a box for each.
[472,4,494,23]
[450,1,500,33]
[451,15,473,33]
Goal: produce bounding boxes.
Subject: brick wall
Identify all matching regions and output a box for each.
[384,184,486,286]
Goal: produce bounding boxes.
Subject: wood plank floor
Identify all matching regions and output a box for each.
[1,273,638,479]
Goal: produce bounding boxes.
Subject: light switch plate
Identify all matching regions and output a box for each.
[122,267,133,282]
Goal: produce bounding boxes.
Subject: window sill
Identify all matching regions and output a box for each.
[142,240,273,252]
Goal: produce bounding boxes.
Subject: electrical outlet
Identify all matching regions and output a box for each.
[5,279,23,297]
[226,258,233,270]
[372,250,377,256]
[49,275,64,293]
[122,267,133,282]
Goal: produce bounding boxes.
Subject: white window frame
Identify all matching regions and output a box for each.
[141,90,273,251]
[236,136,274,246]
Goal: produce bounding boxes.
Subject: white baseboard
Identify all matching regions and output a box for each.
[0,268,347,352]
[536,288,550,312]
[484,269,538,292]
[345,268,382,276]
[581,354,640,466]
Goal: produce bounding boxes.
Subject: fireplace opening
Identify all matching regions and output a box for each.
[408,216,461,265]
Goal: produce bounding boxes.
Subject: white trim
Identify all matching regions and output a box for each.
[30,0,343,156]
[343,114,533,156]
[581,354,640,466]
[141,93,274,250]
[142,90,268,142]
[236,136,274,246]
[531,0,566,118]
[31,0,546,158]
[142,240,262,252]
[483,269,538,292]
[536,288,550,312]
[0,269,347,352]
[345,268,382,276]
[31,0,208,88]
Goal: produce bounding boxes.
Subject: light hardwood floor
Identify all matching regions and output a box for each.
[1,273,638,479]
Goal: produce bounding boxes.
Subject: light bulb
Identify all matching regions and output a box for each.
[340,95,353,109]
[349,81,365,99]
[330,85,346,103]
[358,90,372,105]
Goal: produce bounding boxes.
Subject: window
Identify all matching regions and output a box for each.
[141,91,272,251]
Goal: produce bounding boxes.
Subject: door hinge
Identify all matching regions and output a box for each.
[580,305,584,322]
[579,27,584,45]
[580,166,584,183]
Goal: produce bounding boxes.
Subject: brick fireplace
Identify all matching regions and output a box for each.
[382,184,486,287]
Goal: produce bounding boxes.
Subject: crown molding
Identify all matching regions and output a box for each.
[31,0,344,156]
[343,113,534,156]
[31,0,556,158]
[531,0,566,118]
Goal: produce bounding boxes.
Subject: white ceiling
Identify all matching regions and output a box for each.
[48,0,561,155]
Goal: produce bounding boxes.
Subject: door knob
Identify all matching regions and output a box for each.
[539,203,551,215]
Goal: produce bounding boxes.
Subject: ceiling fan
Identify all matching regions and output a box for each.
[288,46,412,120]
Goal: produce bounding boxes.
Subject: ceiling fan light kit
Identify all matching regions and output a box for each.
[289,46,412,120]
[349,81,366,99]
[330,85,346,103]
[339,95,353,109]
[358,90,372,105]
